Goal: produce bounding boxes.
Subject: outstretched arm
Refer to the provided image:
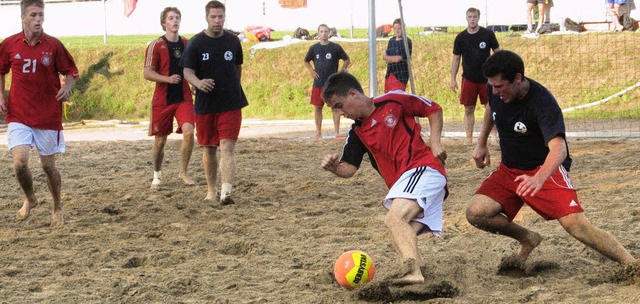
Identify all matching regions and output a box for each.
[322,154,358,178]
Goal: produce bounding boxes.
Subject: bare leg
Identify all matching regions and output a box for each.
[526,3,536,32]
[219,139,236,205]
[202,146,218,200]
[608,3,624,31]
[40,154,64,226]
[314,106,323,139]
[558,213,635,265]
[384,198,425,285]
[13,145,39,220]
[332,109,341,135]
[466,195,542,267]
[179,123,195,185]
[536,3,545,32]
[151,135,167,189]
[464,105,476,145]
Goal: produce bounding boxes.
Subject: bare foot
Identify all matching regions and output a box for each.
[204,189,217,201]
[51,210,65,227]
[16,198,38,221]
[515,231,543,265]
[390,258,424,286]
[179,173,195,185]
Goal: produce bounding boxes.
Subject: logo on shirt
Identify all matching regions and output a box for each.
[569,200,579,207]
[514,121,527,134]
[479,41,487,49]
[173,49,182,59]
[384,114,398,128]
[41,52,52,66]
[13,53,21,60]
[325,53,332,60]
[224,51,233,61]
[371,119,377,127]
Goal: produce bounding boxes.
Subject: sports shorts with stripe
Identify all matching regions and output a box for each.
[383,166,447,236]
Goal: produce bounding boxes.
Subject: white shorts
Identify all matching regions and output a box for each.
[384,166,447,236]
[7,122,66,156]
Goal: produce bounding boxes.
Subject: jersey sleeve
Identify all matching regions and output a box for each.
[54,39,79,78]
[452,34,462,55]
[234,35,243,65]
[489,31,500,50]
[304,44,315,62]
[144,39,158,69]
[337,44,349,61]
[0,40,11,74]
[400,94,442,118]
[339,125,367,168]
[179,38,198,70]
[536,95,566,145]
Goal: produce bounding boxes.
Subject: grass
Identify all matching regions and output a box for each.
[2,29,639,123]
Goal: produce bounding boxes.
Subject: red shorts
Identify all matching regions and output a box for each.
[310,87,324,107]
[476,163,584,221]
[195,109,242,146]
[149,101,195,136]
[385,74,407,93]
[459,78,488,106]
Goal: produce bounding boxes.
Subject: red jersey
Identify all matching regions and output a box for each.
[144,36,192,106]
[0,32,79,130]
[340,91,446,189]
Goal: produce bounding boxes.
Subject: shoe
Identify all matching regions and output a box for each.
[537,25,552,34]
[220,196,235,205]
[150,178,161,189]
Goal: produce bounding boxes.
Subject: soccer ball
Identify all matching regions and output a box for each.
[333,250,375,289]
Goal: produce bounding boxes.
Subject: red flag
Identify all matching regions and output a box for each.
[124,0,137,17]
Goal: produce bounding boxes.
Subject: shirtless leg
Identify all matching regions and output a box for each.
[203,146,218,200]
[466,194,542,267]
[384,198,426,285]
[559,212,635,265]
[41,154,64,226]
[12,145,39,220]
[179,123,195,185]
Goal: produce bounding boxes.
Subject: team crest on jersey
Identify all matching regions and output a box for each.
[325,53,332,60]
[224,51,233,61]
[384,114,398,128]
[514,121,527,134]
[173,49,182,59]
[479,41,487,49]
[41,52,52,66]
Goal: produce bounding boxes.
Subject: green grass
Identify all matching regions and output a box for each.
[3,29,639,123]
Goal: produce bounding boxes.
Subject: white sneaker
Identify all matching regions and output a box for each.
[150,178,161,189]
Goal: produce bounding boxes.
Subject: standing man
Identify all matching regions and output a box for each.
[144,7,195,189]
[0,0,78,226]
[382,18,412,93]
[304,23,350,139]
[451,7,500,145]
[181,0,248,205]
[466,50,638,272]
[321,71,447,285]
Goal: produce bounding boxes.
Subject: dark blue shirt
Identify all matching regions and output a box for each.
[490,78,572,171]
[384,37,412,84]
[180,30,248,114]
[453,27,499,83]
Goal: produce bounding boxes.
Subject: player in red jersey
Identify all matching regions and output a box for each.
[0,0,79,226]
[321,71,447,286]
[144,7,195,189]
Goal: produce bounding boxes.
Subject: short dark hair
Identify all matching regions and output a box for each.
[393,18,402,26]
[322,71,364,102]
[21,0,44,16]
[482,50,525,83]
[206,0,226,16]
[160,7,181,31]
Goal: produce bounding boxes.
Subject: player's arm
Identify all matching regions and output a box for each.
[183,67,214,93]
[341,58,351,72]
[450,54,461,91]
[426,108,446,165]
[144,65,181,84]
[56,74,76,102]
[472,103,495,168]
[515,136,567,197]
[322,154,358,178]
[304,60,319,79]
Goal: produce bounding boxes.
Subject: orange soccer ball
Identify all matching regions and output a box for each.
[333,250,375,289]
